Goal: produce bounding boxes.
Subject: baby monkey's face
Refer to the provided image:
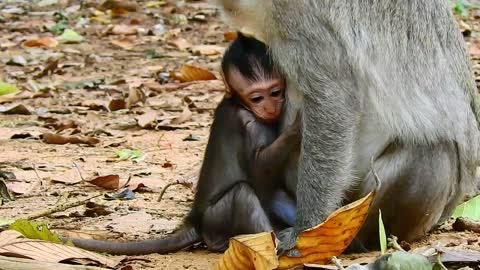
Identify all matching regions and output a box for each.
[228,69,285,124]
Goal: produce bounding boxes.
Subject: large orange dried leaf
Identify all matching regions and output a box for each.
[215,232,279,270]
[170,65,216,82]
[215,190,375,270]
[278,190,375,269]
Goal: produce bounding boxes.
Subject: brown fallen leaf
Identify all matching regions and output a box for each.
[126,87,146,108]
[101,0,138,12]
[191,45,225,56]
[136,110,159,129]
[110,38,135,50]
[42,133,100,146]
[108,98,126,111]
[43,119,78,132]
[215,190,376,270]
[0,104,32,115]
[215,233,278,270]
[0,230,119,268]
[171,106,193,125]
[111,24,138,35]
[22,37,59,48]
[170,65,216,82]
[50,169,82,185]
[88,174,120,190]
[143,81,194,92]
[168,38,192,50]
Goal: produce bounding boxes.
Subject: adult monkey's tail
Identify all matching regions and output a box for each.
[65,225,201,255]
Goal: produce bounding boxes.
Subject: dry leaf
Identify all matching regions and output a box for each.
[0,230,119,267]
[0,104,32,115]
[278,190,375,269]
[50,169,82,185]
[168,38,192,50]
[170,65,216,82]
[89,174,120,190]
[108,98,126,111]
[110,38,135,50]
[101,0,138,12]
[215,232,279,270]
[215,191,375,270]
[143,81,193,92]
[43,119,78,132]
[42,133,100,146]
[171,106,192,125]
[111,24,138,35]
[22,37,59,48]
[127,87,146,108]
[191,45,225,56]
[136,110,159,128]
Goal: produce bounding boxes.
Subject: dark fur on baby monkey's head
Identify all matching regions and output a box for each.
[221,32,285,124]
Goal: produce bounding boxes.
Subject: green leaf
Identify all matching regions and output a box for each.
[452,195,480,221]
[0,82,19,96]
[386,251,432,270]
[49,21,67,35]
[379,210,387,255]
[144,49,163,59]
[9,219,63,244]
[113,149,143,161]
[56,29,84,43]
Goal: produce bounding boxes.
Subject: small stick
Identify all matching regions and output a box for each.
[331,256,345,270]
[72,162,85,181]
[157,181,193,202]
[119,174,132,190]
[26,164,43,194]
[26,194,102,220]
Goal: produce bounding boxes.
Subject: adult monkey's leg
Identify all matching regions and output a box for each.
[351,141,466,250]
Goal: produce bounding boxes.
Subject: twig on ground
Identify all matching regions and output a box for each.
[72,162,85,182]
[119,174,132,189]
[26,194,102,220]
[157,180,193,202]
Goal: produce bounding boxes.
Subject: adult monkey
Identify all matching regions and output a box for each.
[215,0,480,253]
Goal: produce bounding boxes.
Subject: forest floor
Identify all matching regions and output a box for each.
[0,1,480,269]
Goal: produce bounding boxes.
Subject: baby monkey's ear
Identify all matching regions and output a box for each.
[220,69,233,98]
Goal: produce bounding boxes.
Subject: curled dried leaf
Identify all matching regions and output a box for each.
[215,191,376,270]
[42,133,100,146]
[278,191,375,269]
[22,37,59,48]
[170,65,216,82]
[215,232,278,270]
[88,175,120,190]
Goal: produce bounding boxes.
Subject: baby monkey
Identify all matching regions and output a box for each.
[68,33,299,255]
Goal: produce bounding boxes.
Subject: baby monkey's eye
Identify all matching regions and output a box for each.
[250,96,263,104]
[270,88,283,97]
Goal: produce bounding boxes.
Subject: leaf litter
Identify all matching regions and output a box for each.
[0,0,479,269]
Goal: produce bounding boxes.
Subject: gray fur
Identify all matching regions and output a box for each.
[215,0,480,251]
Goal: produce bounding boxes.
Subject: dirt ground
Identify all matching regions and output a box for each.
[1,1,480,269]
